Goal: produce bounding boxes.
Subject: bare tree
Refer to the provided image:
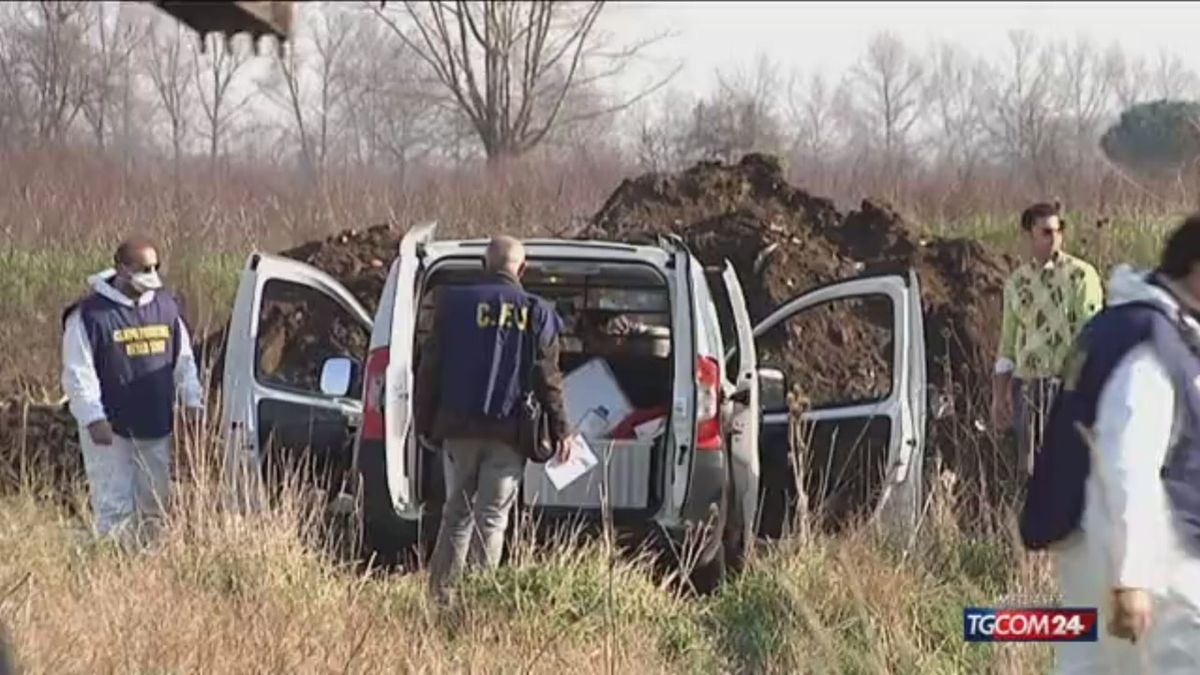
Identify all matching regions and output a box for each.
[141,17,195,178]
[79,2,145,150]
[1104,44,1148,112]
[0,1,94,144]
[681,54,784,163]
[786,71,846,163]
[1057,36,1113,181]
[922,41,987,180]
[370,1,677,165]
[192,31,251,167]
[850,33,925,158]
[980,30,1065,190]
[260,2,355,174]
[1153,49,1199,100]
[846,32,925,197]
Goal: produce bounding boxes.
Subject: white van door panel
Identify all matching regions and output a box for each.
[384,222,436,512]
[720,261,760,546]
[221,252,372,506]
[661,235,696,519]
[752,273,923,534]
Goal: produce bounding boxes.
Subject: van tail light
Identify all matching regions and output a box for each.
[696,355,723,451]
[361,347,389,440]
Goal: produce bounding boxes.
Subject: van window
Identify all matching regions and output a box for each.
[690,260,724,363]
[756,294,894,409]
[415,261,672,352]
[254,279,369,395]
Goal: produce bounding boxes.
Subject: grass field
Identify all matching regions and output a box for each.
[0,149,1188,673]
[0,440,1055,674]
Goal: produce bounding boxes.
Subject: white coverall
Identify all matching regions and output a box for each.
[61,269,204,541]
[1052,265,1200,674]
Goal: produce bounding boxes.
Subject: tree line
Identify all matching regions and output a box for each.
[2,1,1199,221]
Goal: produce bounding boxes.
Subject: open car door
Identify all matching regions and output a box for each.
[386,222,437,515]
[753,271,926,537]
[719,262,760,550]
[222,252,373,507]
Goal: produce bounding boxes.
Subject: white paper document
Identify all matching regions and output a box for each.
[633,416,667,440]
[543,435,599,491]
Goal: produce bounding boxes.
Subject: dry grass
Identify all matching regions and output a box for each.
[0,415,1059,675]
[0,145,1173,674]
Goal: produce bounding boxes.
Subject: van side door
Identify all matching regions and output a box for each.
[222,252,373,505]
[752,272,926,537]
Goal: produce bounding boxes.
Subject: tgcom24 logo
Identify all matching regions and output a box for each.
[963,608,1099,643]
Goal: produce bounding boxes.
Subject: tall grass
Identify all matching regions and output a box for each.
[0,145,1178,673]
[0,409,1059,674]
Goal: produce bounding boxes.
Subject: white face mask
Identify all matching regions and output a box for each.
[129,270,163,293]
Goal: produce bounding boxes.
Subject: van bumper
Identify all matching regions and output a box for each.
[669,450,727,555]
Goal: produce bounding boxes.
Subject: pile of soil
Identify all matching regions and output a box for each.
[0,398,84,500]
[580,154,1014,508]
[7,157,1020,523]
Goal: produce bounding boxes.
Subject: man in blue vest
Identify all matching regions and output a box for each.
[61,236,204,546]
[415,235,572,604]
[1022,216,1200,673]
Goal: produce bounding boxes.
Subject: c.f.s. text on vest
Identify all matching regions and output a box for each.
[476,301,530,331]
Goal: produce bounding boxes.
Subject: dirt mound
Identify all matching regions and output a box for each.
[0,398,84,500]
[582,154,1014,510]
[274,224,403,313]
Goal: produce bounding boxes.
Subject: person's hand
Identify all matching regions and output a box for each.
[87,419,115,446]
[1109,588,1153,643]
[555,434,577,464]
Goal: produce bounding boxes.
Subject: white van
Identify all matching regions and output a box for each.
[220,223,928,588]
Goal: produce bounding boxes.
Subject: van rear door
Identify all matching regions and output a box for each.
[752,272,926,537]
[377,222,436,513]
[661,235,697,521]
[719,261,760,548]
[221,252,372,507]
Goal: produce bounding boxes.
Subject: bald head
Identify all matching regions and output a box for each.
[114,234,158,267]
[485,236,526,276]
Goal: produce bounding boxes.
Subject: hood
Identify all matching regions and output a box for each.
[1107,263,1200,340]
[1107,264,1178,311]
[87,268,118,290]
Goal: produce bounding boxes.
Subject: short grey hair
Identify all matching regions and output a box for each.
[485,235,526,274]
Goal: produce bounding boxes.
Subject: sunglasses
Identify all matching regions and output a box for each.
[123,262,161,274]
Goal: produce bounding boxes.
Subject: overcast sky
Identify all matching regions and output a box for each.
[595,1,1200,96]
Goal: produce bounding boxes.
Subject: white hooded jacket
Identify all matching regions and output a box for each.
[61,269,204,431]
[1053,264,1200,674]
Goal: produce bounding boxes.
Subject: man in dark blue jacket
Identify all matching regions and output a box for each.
[415,235,571,604]
[1022,217,1200,672]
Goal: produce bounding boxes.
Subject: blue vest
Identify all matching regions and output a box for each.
[1021,291,1200,554]
[67,290,182,439]
[435,274,562,421]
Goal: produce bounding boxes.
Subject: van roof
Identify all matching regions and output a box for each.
[424,238,674,266]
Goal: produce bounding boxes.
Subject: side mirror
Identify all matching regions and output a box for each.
[319,357,356,397]
[758,367,787,413]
